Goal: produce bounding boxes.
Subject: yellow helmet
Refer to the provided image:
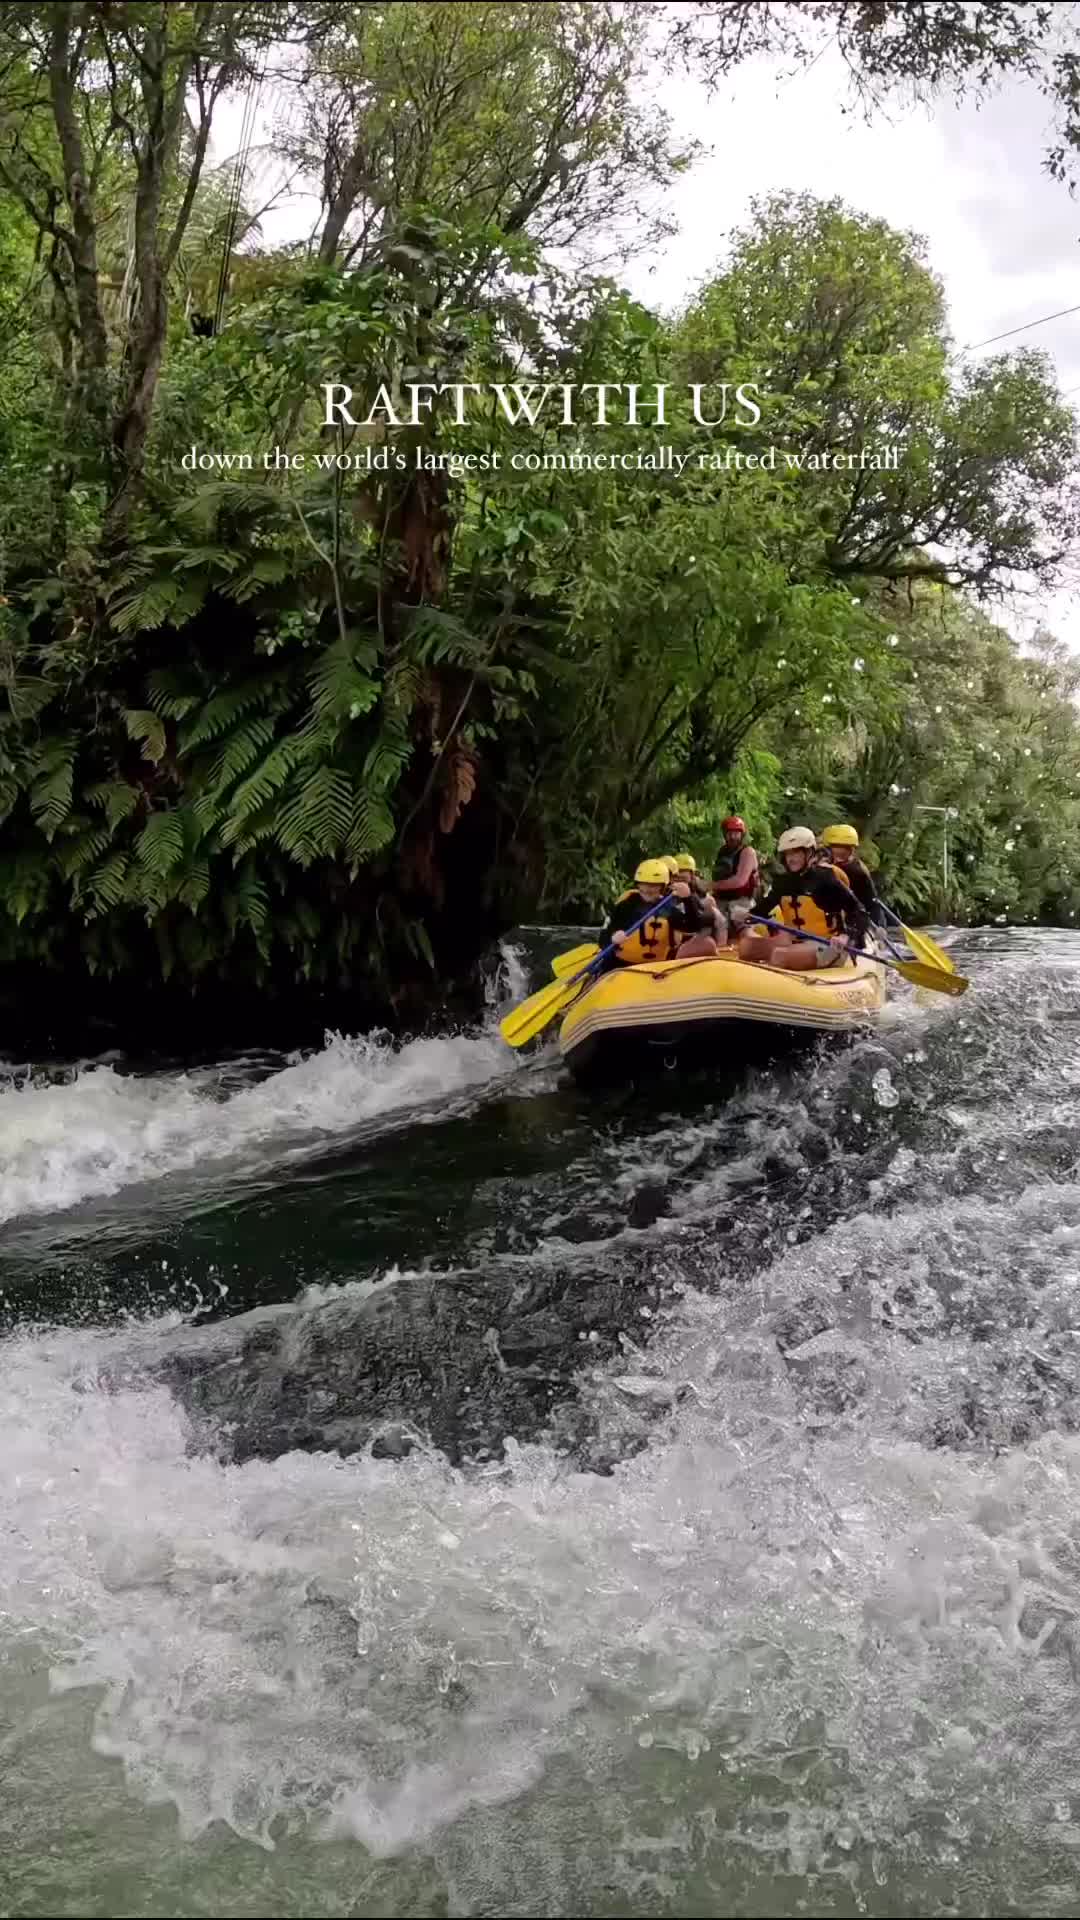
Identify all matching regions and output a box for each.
[673,852,697,873]
[660,855,679,877]
[821,823,859,848]
[634,858,671,886]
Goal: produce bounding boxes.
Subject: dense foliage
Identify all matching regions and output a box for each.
[0,0,1079,1033]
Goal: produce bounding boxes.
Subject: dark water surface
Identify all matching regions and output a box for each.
[4,927,1080,1917]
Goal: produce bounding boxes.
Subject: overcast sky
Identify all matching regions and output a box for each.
[218,40,1080,647]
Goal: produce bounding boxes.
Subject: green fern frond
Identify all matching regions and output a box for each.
[223,736,308,829]
[383,662,421,711]
[208,712,279,792]
[58,825,112,880]
[84,852,130,916]
[179,675,288,752]
[275,766,354,864]
[363,729,411,791]
[308,633,380,726]
[30,739,76,838]
[86,781,141,830]
[110,577,187,635]
[225,805,282,856]
[147,668,203,720]
[407,605,489,668]
[136,811,185,877]
[123,709,168,764]
[6,677,54,722]
[225,860,269,934]
[230,553,294,601]
[344,791,394,866]
[179,859,211,911]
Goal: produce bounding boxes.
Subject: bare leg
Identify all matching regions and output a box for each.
[738,931,782,964]
[677,933,719,958]
[769,943,823,971]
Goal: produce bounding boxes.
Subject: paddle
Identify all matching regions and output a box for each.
[744,915,969,997]
[878,901,956,975]
[500,894,676,1049]
[552,941,600,978]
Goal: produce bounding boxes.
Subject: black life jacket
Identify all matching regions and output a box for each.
[713,842,758,897]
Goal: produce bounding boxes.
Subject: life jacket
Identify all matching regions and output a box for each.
[615,895,681,965]
[771,865,853,940]
[713,843,759,898]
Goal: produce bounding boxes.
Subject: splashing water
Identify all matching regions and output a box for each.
[4,925,1080,1916]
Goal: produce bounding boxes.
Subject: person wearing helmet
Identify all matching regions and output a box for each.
[819,824,885,923]
[604,859,718,966]
[672,852,727,948]
[673,852,707,898]
[737,827,868,971]
[711,815,759,936]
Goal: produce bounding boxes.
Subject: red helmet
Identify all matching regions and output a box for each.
[722,815,746,834]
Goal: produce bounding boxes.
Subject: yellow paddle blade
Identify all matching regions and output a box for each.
[499,973,587,1048]
[552,942,600,978]
[899,922,956,974]
[894,956,969,996]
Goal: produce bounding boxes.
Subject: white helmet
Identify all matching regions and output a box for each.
[777,826,817,855]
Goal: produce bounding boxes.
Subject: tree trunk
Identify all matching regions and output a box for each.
[48,3,109,436]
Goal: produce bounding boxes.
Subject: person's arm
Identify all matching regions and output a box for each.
[848,864,877,914]
[712,846,759,895]
[818,873,868,945]
[602,895,640,944]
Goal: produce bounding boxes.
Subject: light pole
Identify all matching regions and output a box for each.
[915,805,958,897]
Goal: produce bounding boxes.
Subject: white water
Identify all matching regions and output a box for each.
[6,929,1080,1914]
[0,1026,525,1227]
[4,1224,1080,1900]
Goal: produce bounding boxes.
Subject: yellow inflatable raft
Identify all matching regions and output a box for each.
[558,946,886,1082]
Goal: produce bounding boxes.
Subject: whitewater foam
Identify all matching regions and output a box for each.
[4,1262,1080,1881]
[0,1026,523,1226]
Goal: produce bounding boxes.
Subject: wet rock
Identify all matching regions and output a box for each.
[626,1182,670,1229]
[370,1424,417,1461]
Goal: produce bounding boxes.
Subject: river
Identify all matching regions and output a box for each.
[3,926,1080,1918]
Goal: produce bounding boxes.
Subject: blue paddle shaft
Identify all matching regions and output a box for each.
[745,912,904,975]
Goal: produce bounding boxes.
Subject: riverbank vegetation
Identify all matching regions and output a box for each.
[2,1,1080,1037]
